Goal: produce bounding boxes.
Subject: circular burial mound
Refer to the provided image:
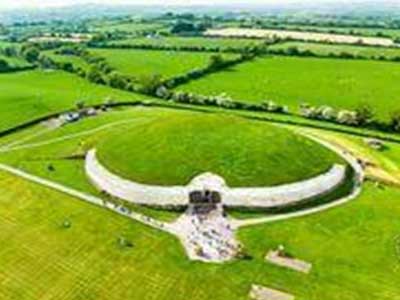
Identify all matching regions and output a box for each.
[96,110,346,187]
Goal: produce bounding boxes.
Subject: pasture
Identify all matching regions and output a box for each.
[108,36,265,50]
[90,48,237,79]
[43,50,90,71]
[92,21,166,33]
[178,56,400,121]
[270,41,400,59]
[0,70,145,133]
[273,24,400,40]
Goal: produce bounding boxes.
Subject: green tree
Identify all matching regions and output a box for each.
[390,110,400,132]
[86,65,105,84]
[355,103,375,126]
[0,59,9,72]
[107,72,128,90]
[22,46,40,63]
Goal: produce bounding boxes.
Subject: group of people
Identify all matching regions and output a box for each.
[185,210,239,262]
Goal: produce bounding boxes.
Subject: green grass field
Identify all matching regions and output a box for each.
[0,70,146,132]
[92,21,166,33]
[90,48,236,79]
[270,41,400,59]
[271,24,400,39]
[178,56,400,121]
[43,50,90,71]
[108,36,264,50]
[1,169,399,300]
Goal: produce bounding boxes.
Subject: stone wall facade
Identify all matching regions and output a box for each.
[85,149,347,209]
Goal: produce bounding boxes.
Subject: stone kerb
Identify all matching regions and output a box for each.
[85,149,347,209]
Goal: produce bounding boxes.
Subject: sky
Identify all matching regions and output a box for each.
[0,0,366,11]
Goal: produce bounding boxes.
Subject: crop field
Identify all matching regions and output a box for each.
[270,41,400,59]
[90,48,237,79]
[178,56,400,121]
[0,70,145,132]
[108,36,265,49]
[205,28,396,46]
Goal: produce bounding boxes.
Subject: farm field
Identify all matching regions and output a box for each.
[272,24,400,40]
[205,28,396,46]
[178,56,400,121]
[92,21,166,33]
[108,36,265,50]
[0,70,145,132]
[270,41,400,59]
[1,169,399,300]
[43,50,90,71]
[90,48,237,79]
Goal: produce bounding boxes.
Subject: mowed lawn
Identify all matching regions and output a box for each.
[1,170,399,300]
[178,56,400,121]
[0,70,145,132]
[109,36,264,50]
[270,41,400,59]
[90,48,237,79]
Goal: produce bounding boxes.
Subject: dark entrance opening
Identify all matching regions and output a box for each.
[188,190,221,214]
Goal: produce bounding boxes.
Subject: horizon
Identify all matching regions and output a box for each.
[0,0,394,11]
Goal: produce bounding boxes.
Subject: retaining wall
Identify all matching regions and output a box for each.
[85,149,347,208]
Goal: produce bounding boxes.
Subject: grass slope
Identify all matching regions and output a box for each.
[90,48,236,79]
[0,70,146,132]
[270,41,400,59]
[109,36,264,50]
[94,109,343,186]
[178,56,400,121]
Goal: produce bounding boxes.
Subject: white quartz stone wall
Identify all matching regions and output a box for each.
[85,149,347,208]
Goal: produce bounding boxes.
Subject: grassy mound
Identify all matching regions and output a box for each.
[96,110,344,187]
